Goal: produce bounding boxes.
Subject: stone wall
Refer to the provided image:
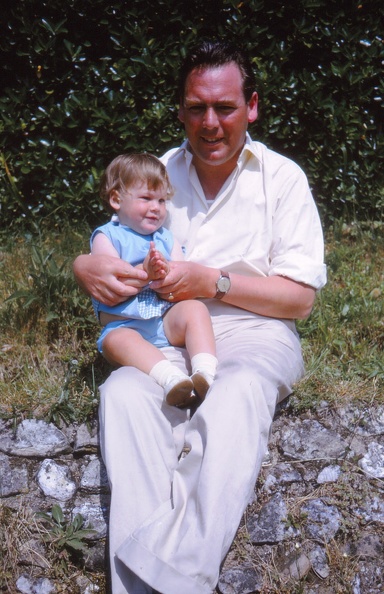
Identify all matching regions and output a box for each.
[1,401,384,594]
[0,418,109,594]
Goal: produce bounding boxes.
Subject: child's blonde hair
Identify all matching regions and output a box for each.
[100,153,173,213]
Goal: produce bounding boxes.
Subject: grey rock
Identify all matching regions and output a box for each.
[344,532,383,558]
[338,405,384,436]
[352,560,384,593]
[358,441,384,478]
[316,464,341,484]
[80,456,109,493]
[84,540,108,571]
[0,419,70,458]
[266,462,302,487]
[281,419,347,461]
[37,459,77,501]
[302,499,341,542]
[76,576,100,594]
[352,573,362,594]
[16,575,55,594]
[218,566,263,594]
[0,452,28,496]
[261,473,278,493]
[72,493,109,539]
[279,550,311,580]
[74,422,99,454]
[309,545,330,579]
[356,494,384,523]
[346,435,367,458]
[248,492,290,544]
[18,538,49,569]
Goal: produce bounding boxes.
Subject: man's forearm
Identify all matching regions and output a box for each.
[218,273,316,320]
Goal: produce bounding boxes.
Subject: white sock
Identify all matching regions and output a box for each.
[191,353,218,382]
[149,359,189,388]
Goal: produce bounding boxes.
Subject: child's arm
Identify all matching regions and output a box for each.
[91,231,120,258]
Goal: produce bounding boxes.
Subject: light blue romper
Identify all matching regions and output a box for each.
[90,219,174,352]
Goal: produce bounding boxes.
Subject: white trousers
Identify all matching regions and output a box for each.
[99,312,304,594]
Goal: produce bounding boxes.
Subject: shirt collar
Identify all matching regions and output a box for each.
[240,133,263,166]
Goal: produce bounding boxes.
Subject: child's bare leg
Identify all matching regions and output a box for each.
[143,241,169,281]
[102,327,164,371]
[102,327,195,407]
[163,301,217,400]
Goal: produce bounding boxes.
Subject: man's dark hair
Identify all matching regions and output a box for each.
[178,40,256,104]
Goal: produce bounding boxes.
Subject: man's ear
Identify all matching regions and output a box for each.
[247,92,258,123]
[178,104,185,123]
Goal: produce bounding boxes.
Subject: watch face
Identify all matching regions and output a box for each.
[217,276,231,292]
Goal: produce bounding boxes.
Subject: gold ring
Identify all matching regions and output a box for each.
[168,293,174,300]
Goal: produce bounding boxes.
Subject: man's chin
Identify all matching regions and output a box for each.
[195,150,229,167]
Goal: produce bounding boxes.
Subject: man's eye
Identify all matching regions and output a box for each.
[218,105,235,112]
[188,106,204,113]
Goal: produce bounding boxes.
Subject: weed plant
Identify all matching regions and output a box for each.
[38,504,97,573]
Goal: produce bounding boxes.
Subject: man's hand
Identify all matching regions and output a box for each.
[151,261,212,301]
[73,254,148,307]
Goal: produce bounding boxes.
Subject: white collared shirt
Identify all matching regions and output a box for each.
[162,134,327,290]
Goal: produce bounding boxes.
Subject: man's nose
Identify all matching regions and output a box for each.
[203,107,219,128]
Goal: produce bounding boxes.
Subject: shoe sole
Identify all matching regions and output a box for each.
[191,373,210,401]
[166,379,196,408]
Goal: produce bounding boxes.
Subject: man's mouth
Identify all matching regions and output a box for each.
[202,137,223,145]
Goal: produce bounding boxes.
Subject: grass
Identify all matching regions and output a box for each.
[294,220,383,411]
[1,220,382,424]
[0,224,112,426]
[0,219,383,591]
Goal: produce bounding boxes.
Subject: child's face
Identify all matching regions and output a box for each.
[110,181,168,235]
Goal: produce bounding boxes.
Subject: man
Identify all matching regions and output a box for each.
[74,41,326,594]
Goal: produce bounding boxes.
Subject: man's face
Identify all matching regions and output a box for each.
[178,62,258,172]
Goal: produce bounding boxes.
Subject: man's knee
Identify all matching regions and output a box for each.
[100,366,161,408]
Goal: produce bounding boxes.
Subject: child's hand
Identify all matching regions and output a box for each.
[143,242,170,280]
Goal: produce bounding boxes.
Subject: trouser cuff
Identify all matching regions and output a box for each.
[116,535,213,594]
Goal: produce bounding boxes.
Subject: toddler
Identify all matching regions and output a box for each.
[90,153,217,407]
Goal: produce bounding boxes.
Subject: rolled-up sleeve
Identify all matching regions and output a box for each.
[267,158,327,290]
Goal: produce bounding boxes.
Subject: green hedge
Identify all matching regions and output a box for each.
[1,0,383,230]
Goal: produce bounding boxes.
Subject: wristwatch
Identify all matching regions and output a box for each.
[215,270,231,299]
